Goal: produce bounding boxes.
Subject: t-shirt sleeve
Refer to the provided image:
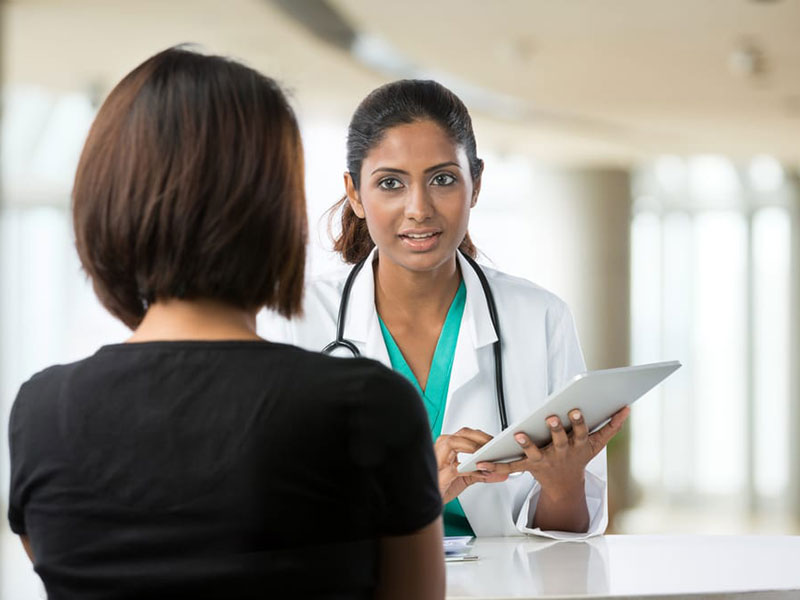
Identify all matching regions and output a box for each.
[348,364,442,536]
[8,383,31,535]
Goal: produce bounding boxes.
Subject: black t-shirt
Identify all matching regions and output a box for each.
[7,341,441,599]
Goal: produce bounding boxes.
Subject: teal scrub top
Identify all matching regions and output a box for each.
[378,280,474,537]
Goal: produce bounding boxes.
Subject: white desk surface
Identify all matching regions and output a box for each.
[446,535,800,599]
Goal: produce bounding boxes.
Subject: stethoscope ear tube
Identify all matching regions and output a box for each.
[323,250,509,431]
[322,257,368,358]
[459,251,508,431]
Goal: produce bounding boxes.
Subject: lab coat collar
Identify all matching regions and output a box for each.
[443,251,499,407]
[341,247,392,367]
[456,251,499,349]
[340,248,498,370]
[341,247,377,344]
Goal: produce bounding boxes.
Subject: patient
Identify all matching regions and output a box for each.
[7,47,444,600]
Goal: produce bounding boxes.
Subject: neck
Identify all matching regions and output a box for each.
[374,253,461,323]
[127,298,261,343]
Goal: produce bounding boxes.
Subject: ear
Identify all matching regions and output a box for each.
[470,160,484,208]
[344,171,365,218]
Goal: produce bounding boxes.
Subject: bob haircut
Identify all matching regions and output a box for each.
[73,46,307,329]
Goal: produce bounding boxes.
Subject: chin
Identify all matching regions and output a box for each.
[390,248,456,273]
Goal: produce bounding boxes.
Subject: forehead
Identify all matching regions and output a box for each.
[364,120,467,169]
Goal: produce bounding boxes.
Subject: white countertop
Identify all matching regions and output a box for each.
[446,535,800,599]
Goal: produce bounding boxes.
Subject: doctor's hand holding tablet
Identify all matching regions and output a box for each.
[262,79,673,538]
[476,407,630,501]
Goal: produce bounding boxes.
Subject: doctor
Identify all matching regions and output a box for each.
[262,79,629,539]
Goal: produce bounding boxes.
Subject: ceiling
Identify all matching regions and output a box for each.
[3,0,800,167]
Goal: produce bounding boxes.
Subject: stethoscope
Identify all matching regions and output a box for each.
[322,249,509,430]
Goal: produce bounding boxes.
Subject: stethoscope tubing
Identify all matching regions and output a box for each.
[322,250,508,431]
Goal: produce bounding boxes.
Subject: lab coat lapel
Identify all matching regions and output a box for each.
[364,318,391,369]
[447,325,480,403]
[446,253,499,403]
[344,248,391,369]
[347,250,498,384]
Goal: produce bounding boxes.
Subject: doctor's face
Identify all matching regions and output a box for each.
[345,119,479,275]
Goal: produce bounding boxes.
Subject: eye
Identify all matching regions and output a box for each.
[378,177,403,190]
[431,173,456,186]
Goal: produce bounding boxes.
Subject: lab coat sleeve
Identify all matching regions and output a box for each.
[514,301,609,539]
[514,451,608,540]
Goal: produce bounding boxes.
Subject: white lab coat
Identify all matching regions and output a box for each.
[259,248,608,539]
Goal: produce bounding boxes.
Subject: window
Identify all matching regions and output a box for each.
[628,156,794,530]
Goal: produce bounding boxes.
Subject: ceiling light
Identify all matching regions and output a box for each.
[494,38,535,67]
[728,42,766,79]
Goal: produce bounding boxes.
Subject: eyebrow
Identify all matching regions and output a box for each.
[370,161,461,176]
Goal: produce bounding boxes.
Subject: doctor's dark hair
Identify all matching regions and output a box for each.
[73,46,307,329]
[330,79,481,264]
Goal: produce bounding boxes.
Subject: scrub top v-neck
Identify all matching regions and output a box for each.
[378,280,475,537]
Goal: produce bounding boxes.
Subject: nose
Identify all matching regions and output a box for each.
[404,183,434,222]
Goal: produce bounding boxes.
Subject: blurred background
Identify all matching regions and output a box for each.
[1,0,799,596]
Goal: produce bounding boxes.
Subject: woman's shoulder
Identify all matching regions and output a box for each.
[19,357,90,393]
[11,358,90,423]
[282,352,428,436]
[289,349,412,398]
[22,361,75,386]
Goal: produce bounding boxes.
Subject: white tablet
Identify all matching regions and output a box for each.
[457,360,681,473]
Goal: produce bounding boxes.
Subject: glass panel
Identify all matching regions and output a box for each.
[687,156,742,208]
[752,207,790,498]
[654,155,686,196]
[748,156,784,194]
[692,211,748,495]
[630,212,663,486]
[660,213,694,493]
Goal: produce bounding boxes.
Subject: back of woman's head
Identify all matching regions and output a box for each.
[332,79,481,263]
[73,46,307,329]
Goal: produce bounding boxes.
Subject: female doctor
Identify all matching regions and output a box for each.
[262,79,629,539]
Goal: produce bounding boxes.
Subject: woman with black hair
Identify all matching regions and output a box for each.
[7,50,444,600]
[264,79,629,539]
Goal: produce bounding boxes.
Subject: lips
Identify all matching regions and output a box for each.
[398,230,442,251]
[401,232,439,239]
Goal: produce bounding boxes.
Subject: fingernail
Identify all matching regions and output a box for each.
[477,462,492,471]
[515,434,528,446]
[547,417,560,428]
[571,410,582,421]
